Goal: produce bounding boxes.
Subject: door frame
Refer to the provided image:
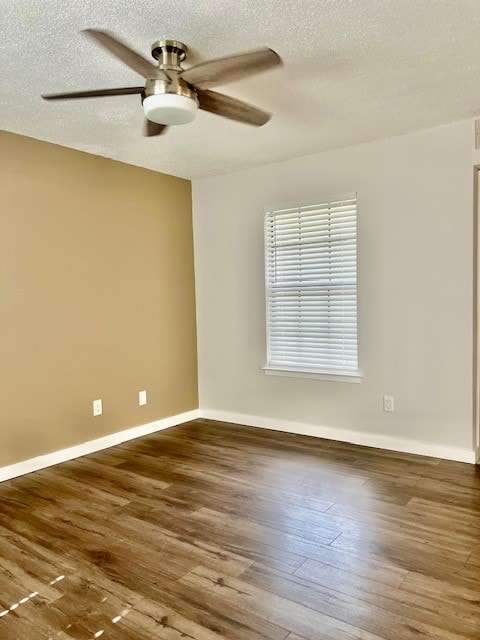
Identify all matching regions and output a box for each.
[473,166,480,459]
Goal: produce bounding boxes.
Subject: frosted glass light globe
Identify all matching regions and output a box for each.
[143,93,198,125]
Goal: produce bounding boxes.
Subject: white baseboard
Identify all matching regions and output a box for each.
[199,409,477,464]
[1,407,476,483]
[0,409,200,483]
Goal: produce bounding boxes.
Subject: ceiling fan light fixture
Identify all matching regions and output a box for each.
[143,93,198,125]
[42,30,282,136]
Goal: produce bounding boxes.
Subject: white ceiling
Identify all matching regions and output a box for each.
[2,0,480,179]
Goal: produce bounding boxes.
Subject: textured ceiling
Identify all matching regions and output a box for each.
[2,0,480,179]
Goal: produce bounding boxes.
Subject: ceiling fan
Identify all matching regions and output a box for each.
[42,30,282,137]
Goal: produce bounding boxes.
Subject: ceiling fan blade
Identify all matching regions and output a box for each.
[197,89,271,126]
[42,86,144,100]
[144,119,168,137]
[82,29,170,81]
[180,48,281,89]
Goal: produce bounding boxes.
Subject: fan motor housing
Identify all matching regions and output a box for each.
[144,39,197,105]
[143,77,198,101]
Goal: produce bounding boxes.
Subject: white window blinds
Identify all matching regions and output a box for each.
[265,192,358,376]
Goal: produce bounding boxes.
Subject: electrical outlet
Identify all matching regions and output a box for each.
[139,390,147,406]
[383,396,394,412]
[93,399,103,416]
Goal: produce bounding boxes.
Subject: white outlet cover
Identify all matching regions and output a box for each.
[383,396,394,412]
[93,399,103,416]
[139,390,147,406]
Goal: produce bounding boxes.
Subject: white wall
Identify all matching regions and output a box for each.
[193,119,477,458]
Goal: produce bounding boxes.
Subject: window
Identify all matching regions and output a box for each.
[264,192,358,380]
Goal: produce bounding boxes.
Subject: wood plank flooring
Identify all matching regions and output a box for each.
[0,418,479,639]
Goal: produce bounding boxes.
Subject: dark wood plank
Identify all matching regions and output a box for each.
[0,418,479,639]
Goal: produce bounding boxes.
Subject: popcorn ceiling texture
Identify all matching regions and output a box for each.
[2,0,480,179]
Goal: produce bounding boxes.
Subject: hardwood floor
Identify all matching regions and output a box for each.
[0,418,479,640]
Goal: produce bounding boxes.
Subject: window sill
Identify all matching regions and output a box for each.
[262,366,362,383]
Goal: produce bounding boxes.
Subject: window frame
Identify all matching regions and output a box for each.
[263,192,361,382]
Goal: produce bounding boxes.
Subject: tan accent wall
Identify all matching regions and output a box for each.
[0,131,198,467]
